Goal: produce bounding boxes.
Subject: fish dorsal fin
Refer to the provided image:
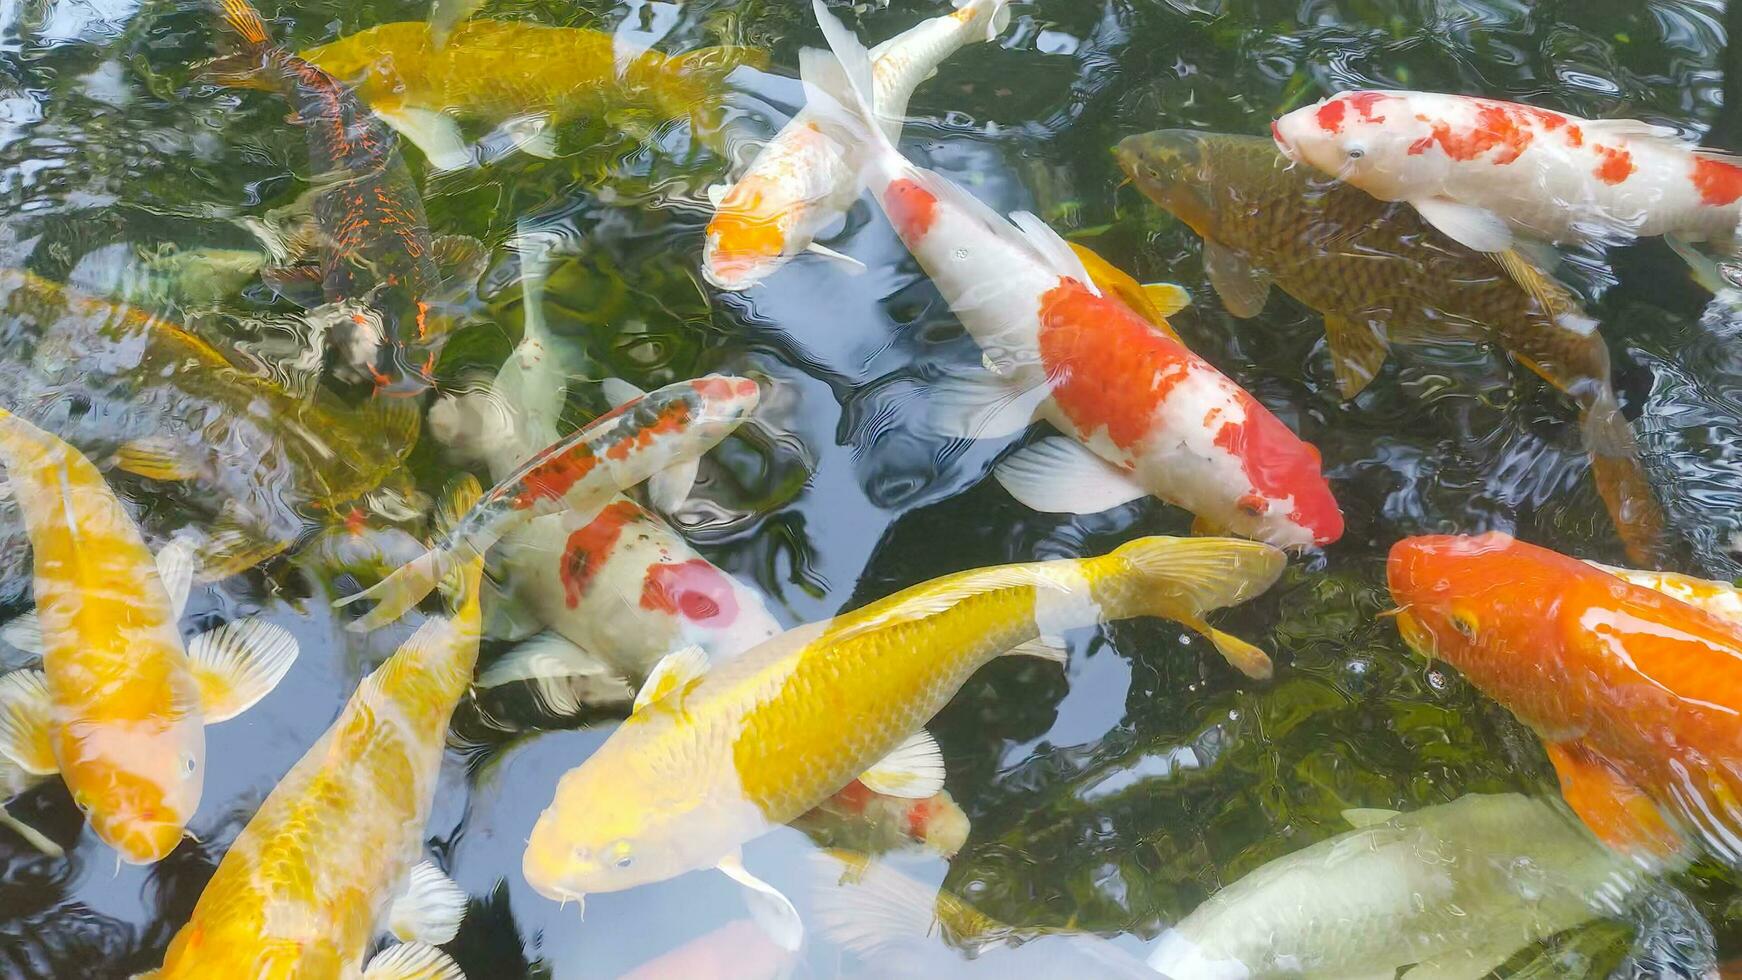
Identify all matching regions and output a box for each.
[633,645,710,715]
[859,729,946,799]
[600,377,647,409]
[1008,211,1100,295]
[0,670,57,776]
[1341,806,1402,828]
[361,941,466,980]
[186,618,300,723]
[646,457,700,515]
[824,565,1065,647]
[1582,118,1685,144]
[387,860,469,945]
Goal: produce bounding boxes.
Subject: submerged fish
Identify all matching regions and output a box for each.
[520,535,1284,925]
[702,0,1011,290]
[1115,129,1666,565]
[144,488,485,978]
[68,243,269,312]
[1148,793,1643,979]
[1271,90,1742,258]
[339,375,762,631]
[791,779,971,860]
[0,269,421,584]
[1388,533,1742,866]
[800,11,1343,551]
[300,20,766,171]
[206,0,481,394]
[0,409,298,863]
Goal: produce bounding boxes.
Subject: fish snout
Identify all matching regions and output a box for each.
[94,813,189,864]
[1271,118,1300,162]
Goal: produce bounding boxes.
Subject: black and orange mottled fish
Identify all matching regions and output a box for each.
[205,0,481,394]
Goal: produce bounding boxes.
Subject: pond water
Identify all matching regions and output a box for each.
[0,0,1740,976]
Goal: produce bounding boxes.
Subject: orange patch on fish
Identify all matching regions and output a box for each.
[516,448,600,508]
[884,178,940,244]
[641,559,738,625]
[1315,98,1347,134]
[558,501,642,608]
[1592,144,1634,185]
[1037,278,1195,450]
[1693,155,1742,206]
[1410,103,1536,164]
[1345,91,1391,123]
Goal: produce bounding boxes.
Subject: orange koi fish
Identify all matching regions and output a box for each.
[0,409,297,863]
[1388,532,1742,865]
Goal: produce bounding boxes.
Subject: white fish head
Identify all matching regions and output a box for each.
[1272,92,1433,200]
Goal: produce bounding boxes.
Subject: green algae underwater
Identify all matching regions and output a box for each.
[0,0,1740,976]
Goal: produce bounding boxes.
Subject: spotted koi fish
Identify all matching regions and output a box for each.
[799,7,1342,550]
[1389,532,1742,868]
[791,778,970,859]
[0,409,298,864]
[1272,90,1742,260]
[338,375,762,631]
[702,0,1011,290]
[144,511,485,979]
[206,0,478,394]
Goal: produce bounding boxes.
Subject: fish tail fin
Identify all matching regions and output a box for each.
[211,0,272,48]
[1579,392,1671,568]
[1103,536,1285,678]
[428,0,482,48]
[807,850,1011,957]
[801,0,901,150]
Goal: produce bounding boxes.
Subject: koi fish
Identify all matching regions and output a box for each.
[0,269,422,587]
[702,0,1012,290]
[1587,563,1742,627]
[1148,794,1644,980]
[1271,90,1742,261]
[799,9,1343,550]
[205,0,483,394]
[68,243,269,312]
[1064,242,1192,341]
[338,375,762,631]
[1388,532,1742,866]
[0,409,298,864]
[520,535,1284,937]
[791,779,971,859]
[1115,130,1668,566]
[299,20,766,171]
[143,482,486,979]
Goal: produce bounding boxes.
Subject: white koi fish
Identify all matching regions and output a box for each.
[1272,90,1742,260]
[702,0,1012,290]
[796,4,1343,557]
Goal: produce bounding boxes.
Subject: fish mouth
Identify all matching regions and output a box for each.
[1271,120,1300,162]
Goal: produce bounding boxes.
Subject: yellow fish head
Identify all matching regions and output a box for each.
[64,713,205,863]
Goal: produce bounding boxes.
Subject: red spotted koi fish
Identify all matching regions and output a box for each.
[1389,532,1742,867]
[338,375,762,631]
[144,494,485,979]
[0,409,298,864]
[797,4,1342,550]
[1273,90,1742,262]
[702,0,1011,290]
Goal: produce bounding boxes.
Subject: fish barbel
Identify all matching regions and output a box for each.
[0,409,297,863]
[144,494,485,978]
[1115,130,1668,566]
[1388,532,1742,867]
[520,535,1283,904]
[1271,90,1742,258]
[338,375,762,631]
[702,0,1012,290]
[795,9,1343,550]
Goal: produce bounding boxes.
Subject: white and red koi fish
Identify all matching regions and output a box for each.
[798,5,1343,550]
[338,374,761,631]
[702,0,1012,290]
[0,408,297,864]
[1272,90,1742,260]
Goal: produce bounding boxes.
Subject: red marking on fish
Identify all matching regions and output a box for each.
[557,501,642,608]
[602,400,693,463]
[833,780,874,814]
[904,797,938,838]
[1592,144,1635,185]
[691,376,759,402]
[1346,91,1391,123]
[1693,155,1742,206]
[1316,99,1347,134]
[1566,124,1584,148]
[1037,279,1195,450]
[1212,407,1341,545]
[515,449,600,508]
[1418,103,1536,164]
[641,559,739,626]
[885,178,939,244]
[343,507,366,536]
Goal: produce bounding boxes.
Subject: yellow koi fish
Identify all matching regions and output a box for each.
[521,536,1283,939]
[144,480,487,979]
[299,20,766,171]
[0,408,297,864]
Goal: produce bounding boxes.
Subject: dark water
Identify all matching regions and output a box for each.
[0,0,1741,976]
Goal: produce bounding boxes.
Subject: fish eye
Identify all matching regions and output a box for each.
[181,754,198,776]
[1346,147,1366,160]
[605,840,635,870]
[1449,610,1479,640]
[1236,495,1267,517]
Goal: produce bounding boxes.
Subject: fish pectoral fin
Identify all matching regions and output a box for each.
[1142,281,1192,319]
[186,618,300,724]
[0,670,58,776]
[361,941,466,980]
[1009,211,1100,295]
[1544,740,1683,863]
[154,537,197,620]
[805,241,867,274]
[1201,240,1272,318]
[0,805,60,857]
[476,631,635,716]
[1411,197,1514,253]
[1321,314,1390,399]
[1003,635,1069,665]
[387,860,469,945]
[373,104,474,173]
[920,368,1047,441]
[859,729,946,799]
[1666,233,1724,294]
[1340,806,1402,829]
[705,183,729,207]
[191,511,288,583]
[113,438,199,482]
[718,851,804,953]
[1188,514,1229,537]
[645,457,700,515]
[632,644,710,715]
[491,114,558,160]
[600,377,648,409]
[993,436,1149,515]
[1176,616,1273,680]
[431,235,490,302]
[1,612,42,656]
